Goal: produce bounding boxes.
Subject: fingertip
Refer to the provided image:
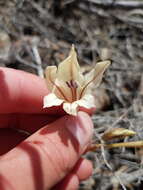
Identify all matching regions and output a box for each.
[65,111,93,152]
[53,174,79,190]
[77,111,94,131]
[73,158,93,180]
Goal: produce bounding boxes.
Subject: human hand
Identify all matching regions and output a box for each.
[0,68,93,190]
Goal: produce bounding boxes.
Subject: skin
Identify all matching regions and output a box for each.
[0,68,93,190]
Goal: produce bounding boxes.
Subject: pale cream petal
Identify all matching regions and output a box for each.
[45,66,72,101]
[63,102,79,116]
[75,94,95,109]
[45,66,57,91]
[85,60,111,88]
[69,45,85,85]
[43,93,64,108]
[69,45,80,70]
[78,60,110,98]
[57,45,84,85]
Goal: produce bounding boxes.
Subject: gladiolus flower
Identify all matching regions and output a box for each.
[43,45,110,116]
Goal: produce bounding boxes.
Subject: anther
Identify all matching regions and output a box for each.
[66,80,78,88]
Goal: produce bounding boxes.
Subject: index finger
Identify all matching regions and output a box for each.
[0,67,49,113]
[0,68,94,116]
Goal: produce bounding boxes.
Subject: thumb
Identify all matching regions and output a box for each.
[0,112,93,190]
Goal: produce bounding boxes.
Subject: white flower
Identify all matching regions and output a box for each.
[43,45,110,116]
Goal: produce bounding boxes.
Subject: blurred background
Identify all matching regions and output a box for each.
[0,0,143,189]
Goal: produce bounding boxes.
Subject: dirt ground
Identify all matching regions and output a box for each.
[0,0,143,189]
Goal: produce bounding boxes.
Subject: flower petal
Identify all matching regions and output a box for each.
[43,93,64,108]
[79,60,110,98]
[45,66,71,101]
[57,45,84,85]
[85,60,111,88]
[45,66,57,91]
[63,102,79,116]
[75,94,95,109]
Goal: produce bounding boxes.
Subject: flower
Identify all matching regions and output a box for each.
[43,45,110,116]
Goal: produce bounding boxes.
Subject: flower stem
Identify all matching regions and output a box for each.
[87,141,143,152]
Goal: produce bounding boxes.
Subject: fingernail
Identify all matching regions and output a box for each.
[66,112,93,149]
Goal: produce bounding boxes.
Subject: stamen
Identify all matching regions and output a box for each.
[71,80,78,88]
[66,81,71,88]
[66,80,78,101]
[66,80,78,88]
